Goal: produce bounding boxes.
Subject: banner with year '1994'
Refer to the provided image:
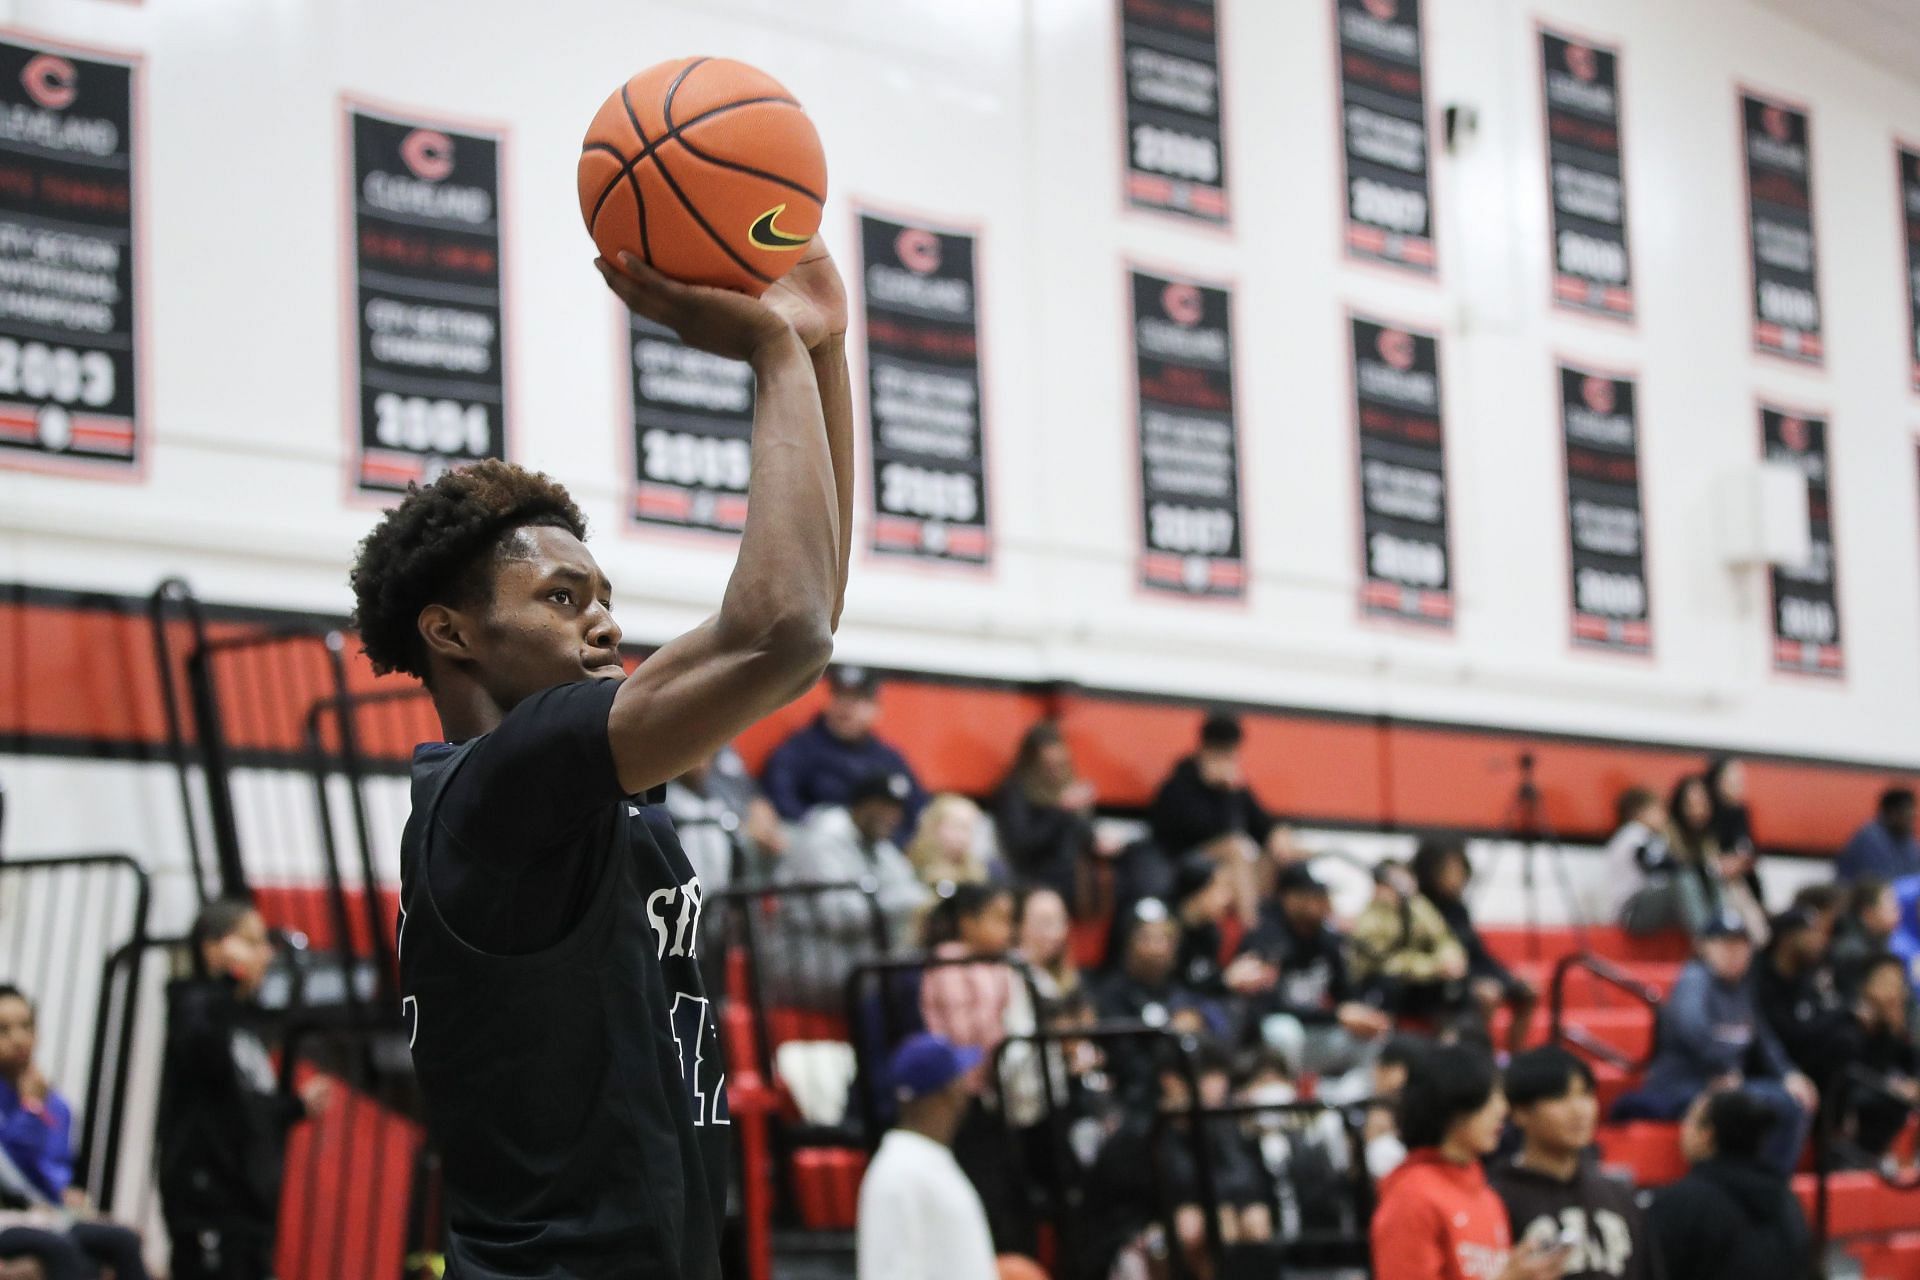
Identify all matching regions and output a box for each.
[0,36,142,474]
[1130,268,1245,598]
[1352,314,1451,625]
[859,212,992,566]
[347,104,508,496]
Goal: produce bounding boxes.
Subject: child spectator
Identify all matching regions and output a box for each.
[1647,1090,1811,1280]
[1013,886,1081,1001]
[1240,864,1390,1078]
[1371,1043,1567,1280]
[1610,916,1815,1176]
[761,665,926,833]
[1149,713,1278,926]
[920,884,1017,1071]
[1414,840,1538,1054]
[1490,1048,1659,1280]
[159,900,330,1280]
[1837,787,1920,883]
[1830,879,1902,999]
[904,794,996,890]
[1349,861,1470,1023]
[993,722,1101,906]
[1604,787,1694,935]
[1093,901,1224,1096]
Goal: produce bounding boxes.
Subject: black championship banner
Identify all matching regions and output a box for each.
[1761,404,1842,677]
[1119,0,1227,223]
[1540,29,1632,319]
[1335,0,1434,273]
[859,213,990,565]
[1740,92,1822,364]
[628,317,753,533]
[1351,315,1450,624]
[0,37,140,472]
[1900,145,1920,393]
[1559,365,1650,654]
[1130,269,1245,597]
[348,105,506,495]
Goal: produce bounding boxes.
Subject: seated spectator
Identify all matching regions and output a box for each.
[1648,1090,1812,1280]
[771,770,932,1008]
[1610,915,1815,1176]
[1837,786,1920,883]
[1236,1047,1356,1244]
[1669,775,1766,945]
[1491,1048,1658,1280]
[1349,860,1470,1024]
[1753,906,1848,1085]
[0,985,151,1280]
[1239,864,1390,1078]
[762,665,926,833]
[905,794,996,890]
[664,744,784,889]
[1605,786,1695,935]
[1093,901,1225,1096]
[1149,712,1281,926]
[921,885,1017,1072]
[1414,839,1538,1054]
[1014,886,1081,1001]
[1831,878,1902,998]
[161,900,330,1280]
[1170,854,1275,1014]
[1833,953,1920,1163]
[1371,1042,1566,1280]
[993,721,1102,907]
[1706,755,1768,910]
[1359,1034,1429,1177]
[856,1034,1002,1280]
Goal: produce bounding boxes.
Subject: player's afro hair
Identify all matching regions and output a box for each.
[349,460,587,680]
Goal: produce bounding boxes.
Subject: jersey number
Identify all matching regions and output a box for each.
[670,993,729,1127]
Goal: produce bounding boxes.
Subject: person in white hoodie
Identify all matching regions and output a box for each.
[856,1034,1001,1280]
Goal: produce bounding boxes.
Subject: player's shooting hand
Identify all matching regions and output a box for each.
[597,253,795,362]
[761,238,847,351]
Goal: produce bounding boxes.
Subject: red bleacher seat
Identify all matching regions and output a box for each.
[1596,1122,1685,1187]
[1795,1171,1920,1238]
[793,1149,868,1230]
[1846,1233,1920,1280]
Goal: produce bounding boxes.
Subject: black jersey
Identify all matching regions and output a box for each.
[397,680,728,1280]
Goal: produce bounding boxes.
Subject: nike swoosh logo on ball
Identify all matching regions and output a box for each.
[748,204,810,251]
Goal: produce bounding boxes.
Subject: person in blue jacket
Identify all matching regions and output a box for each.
[761,665,926,833]
[1837,788,1920,883]
[1611,915,1817,1176]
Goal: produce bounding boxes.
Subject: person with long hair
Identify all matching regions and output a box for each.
[1705,758,1769,930]
[1013,886,1081,1001]
[993,722,1099,906]
[1413,841,1538,1054]
[904,793,995,890]
[1667,775,1763,941]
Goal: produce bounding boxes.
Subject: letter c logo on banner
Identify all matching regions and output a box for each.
[1377,328,1415,371]
[1361,0,1398,20]
[1581,376,1616,414]
[21,55,77,111]
[1780,416,1809,451]
[1564,44,1598,83]
[400,129,456,182]
[894,227,942,276]
[1161,283,1203,327]
[1762,105,1791,143]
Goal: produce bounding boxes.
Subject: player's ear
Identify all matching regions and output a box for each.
[418,602,476,667]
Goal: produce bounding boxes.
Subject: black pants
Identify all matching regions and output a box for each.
[167,1218,275,1280]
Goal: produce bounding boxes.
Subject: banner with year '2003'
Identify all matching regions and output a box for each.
[347,104,508,496]
[0,36,142,475]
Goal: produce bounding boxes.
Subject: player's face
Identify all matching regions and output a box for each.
[475,527,625,706]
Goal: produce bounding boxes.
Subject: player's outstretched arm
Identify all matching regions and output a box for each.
[594,254,840,796]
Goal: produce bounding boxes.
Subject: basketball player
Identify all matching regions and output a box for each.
[348,242,851,1279]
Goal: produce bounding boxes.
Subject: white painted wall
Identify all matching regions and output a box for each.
[2,0,1917,767]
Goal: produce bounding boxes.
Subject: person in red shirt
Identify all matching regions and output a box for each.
[1371,1043,1568,1280]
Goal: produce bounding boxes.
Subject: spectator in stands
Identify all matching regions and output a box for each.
[1669,775,1767,945]
[1606,786,1696,935]
[1840,953,1920,1162]
[1237,1047,1355,1245]
[1414,840,1538,1055]
[921,883,1017,1074]
[1240,863,1390,1078]
[1753,905,1848,1085]
[856,1033,1002,1280]
[904,793,996,890]
[1361,1035,1428,1179]
[1371,1043,1567,1280]
[1349,860,1470,1023]
[1647,1089,1811,1280]
[1491,1048,1658,1280]
[1149,712,1280,926]
[1014,885,1081,1000]
[664,744,784,889]
[1837,787,1920,883]
[160,900,331,1280]
[1094,901,1224,1095]
[993,721,1102,908]
[773,769,932,1008]
[762,665,926,832]
[1611,915,1815,1176]
[1706,756,1768,914]
[1831,879,1904,998]
[0,985,151,1280]
[1170,853,1274,1014]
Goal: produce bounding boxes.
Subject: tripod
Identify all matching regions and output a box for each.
[1483,752,1590,965]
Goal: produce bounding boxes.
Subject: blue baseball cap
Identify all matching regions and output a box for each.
[888,1033,982,1103]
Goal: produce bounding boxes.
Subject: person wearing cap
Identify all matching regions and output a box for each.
[1148,712,1284,926]
[1611,915,1815,1175]
[769,768,932,1008]
[855,1034,1002,1280]
[761,665,926,835]
[1241,864,1391,1079]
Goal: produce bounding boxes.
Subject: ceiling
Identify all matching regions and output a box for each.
[1751,0,1920,84]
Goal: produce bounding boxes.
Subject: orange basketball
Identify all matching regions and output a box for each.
[578,57,827,296]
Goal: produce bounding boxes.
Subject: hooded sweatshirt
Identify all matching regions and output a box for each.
[1647,1158,1811,1280]
[1489,1156,1661,1280]
[1371,1150,1512,1280]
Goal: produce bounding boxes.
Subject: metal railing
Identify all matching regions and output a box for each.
[1811,1062,1920,1277]
[1548,951,1662,1073]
